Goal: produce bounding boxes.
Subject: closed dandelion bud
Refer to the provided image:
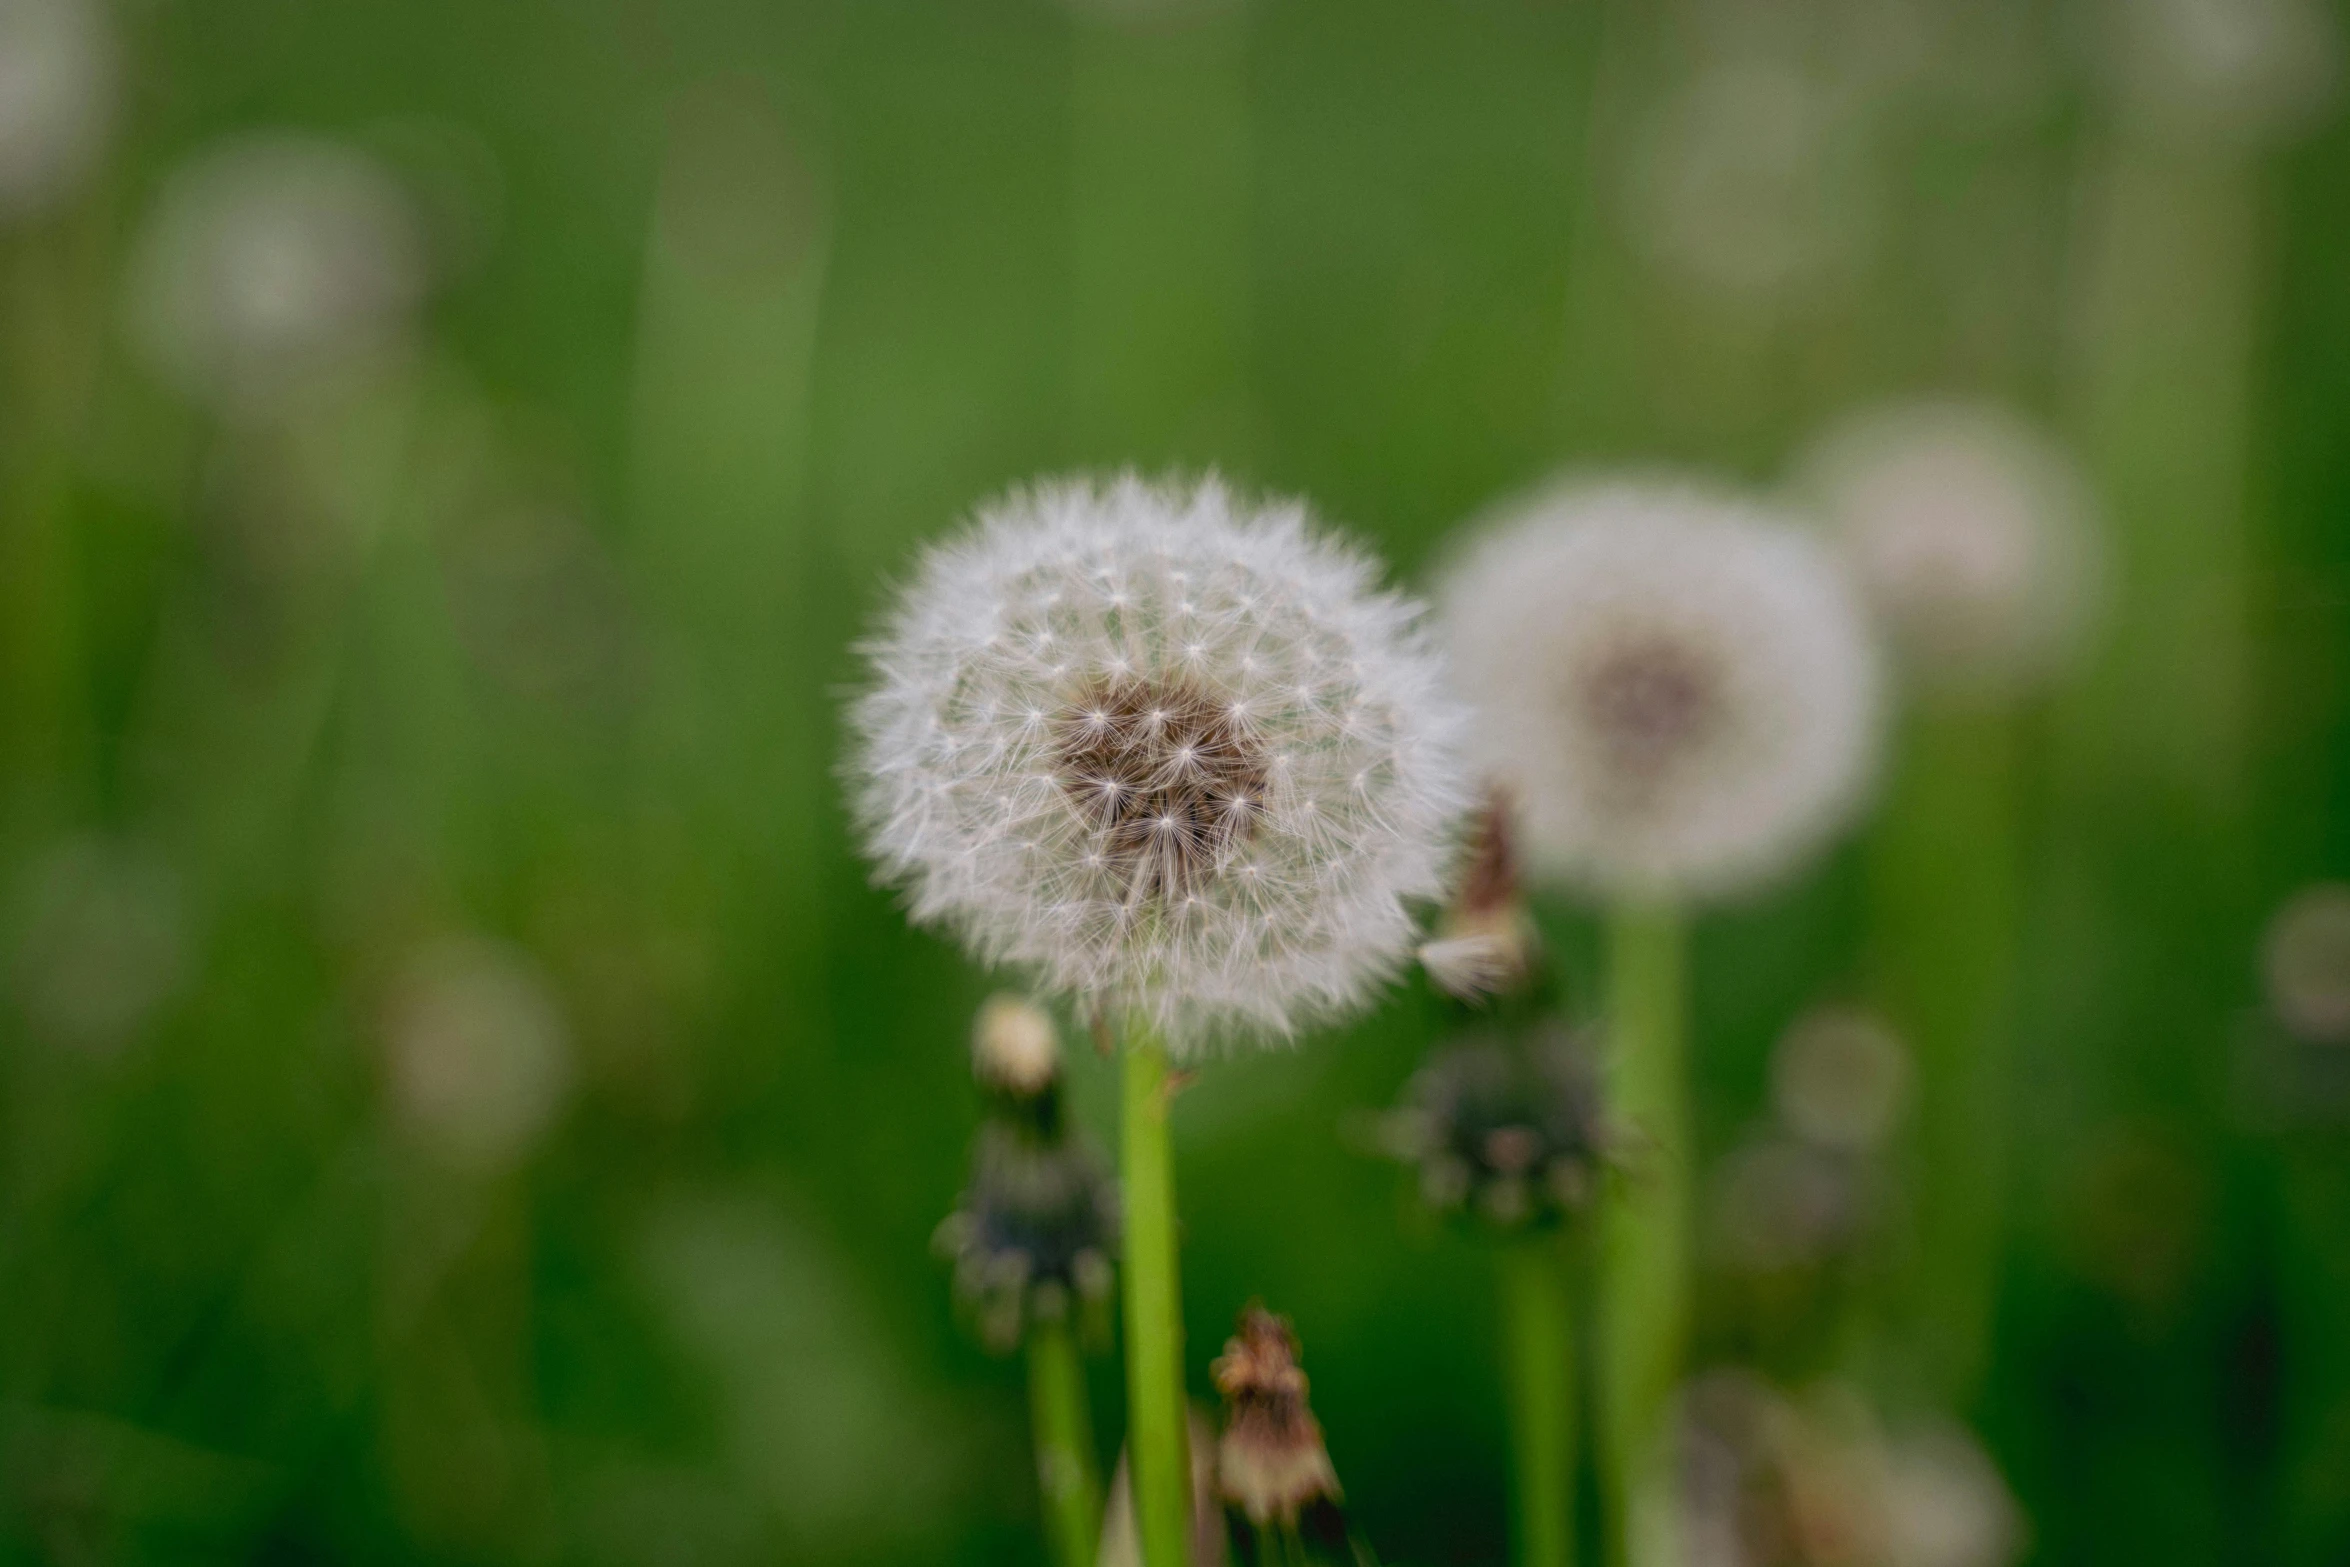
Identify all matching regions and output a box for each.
[938,996,1120,1353]
[1418,792,1541,1004]
[1442,477,1882,903]
[973,991,1064,1101]
[850,474,1470,1049]
[1212,1305,1343,1533]
[1382,1027,1610,1233]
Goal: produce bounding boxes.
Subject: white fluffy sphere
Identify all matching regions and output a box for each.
[1796,401,2101,695]
[850,475,1470,1049]
[1442,477,1883,902]
[125,134,427,418]
[0,0,111,221]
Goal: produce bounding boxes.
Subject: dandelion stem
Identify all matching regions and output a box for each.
[1029,1315,1104,1567]
[1122,1026,1193,1567]
[1599,900,1687,1567]
[1871,700,2020,1403]
[1500,1234,1576,1567]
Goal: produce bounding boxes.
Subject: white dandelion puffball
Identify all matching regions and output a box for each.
[1442,478,1883,901]
[381,936,573,1169]
[1796,401,2101,694]
[0,0,111,220]
[125,134,427,418]
[850,475,1469,1047]
[2263,882,2350,1044]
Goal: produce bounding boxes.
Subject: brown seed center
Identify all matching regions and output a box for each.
[1053,676,1269,900]
[1577,634,1722,789]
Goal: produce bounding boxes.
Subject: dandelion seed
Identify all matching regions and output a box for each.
[849,474,1468,1049]
[1441,476,1883,902]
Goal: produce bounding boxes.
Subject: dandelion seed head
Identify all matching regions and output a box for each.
[1772,1004,1911,1152]
[0,0,111,221]
[125,134,428,419]
[849,474,1469,1050]
[381,935,572,1170]
[1441,477,1883,902]
[2262,881,2350,1044]
[1797,401,2101,695]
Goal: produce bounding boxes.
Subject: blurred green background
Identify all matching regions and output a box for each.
[2,0,2348,1562]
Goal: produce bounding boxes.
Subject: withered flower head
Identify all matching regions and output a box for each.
[935,1119,1118,1353]
[1213,1304,1343,1530]
[1383,1027,1611,1231]
[1419,790,1542,1002]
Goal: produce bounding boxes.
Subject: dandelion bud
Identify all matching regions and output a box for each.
[1212,1305,1343,1531]
[936,1122,1119,1354]
[1419,792,1541,1002]
[850,474,1470,1048]
[1442,477,1882,902]
[1381,1027,1610,1233]
[973,992,1062,1098]
[2262,882,2350,1044]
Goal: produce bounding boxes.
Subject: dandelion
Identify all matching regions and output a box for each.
[380,935,572,1171]
[852,473,1468,1567]
[1796,401,2102,696]
[936,996,1114,1567]
[2262,882,2350,1044]
[1441,474,1882,1567]
[1443,476,1882,902]
[4,835,185,1057]
[124,134,428,419]
[1211,1304,1350,1557]
[0,0,110,222]
[1771,1004,1911,1154]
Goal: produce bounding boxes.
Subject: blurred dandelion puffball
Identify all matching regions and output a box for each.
[0,0,110,220]
[125,134,427,418]
[1441,479,1882,902]
[2262,882,2350,1043]
[1772,1004,1911,1152]
[850,475,1469,1048]
[5,836,184,1056]
[381,936,572,1170]
[1797,402,2101,694]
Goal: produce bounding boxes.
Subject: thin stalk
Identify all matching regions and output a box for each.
[1598,901,1687,1567]
[1870,699,2021,1404]
[1499,1235,1575,1567]
[1121,1027,1192,1567]
[1029,1315,1104,1567]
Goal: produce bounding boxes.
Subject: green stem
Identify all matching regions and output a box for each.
[1598,900,1687,1567]
[1870,700,2021,1404]
[1121,1028,1192,1567]
[1029,1315,1104,1567]
[1499,1236,1575,1567]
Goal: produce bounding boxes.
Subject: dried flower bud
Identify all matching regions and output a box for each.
[973,992,1062,1097]
[935,1120,1118,1353]
[1213,1305,1342,1531]
[1420,793,1542,1002]
[1382,1028,1610,1232]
